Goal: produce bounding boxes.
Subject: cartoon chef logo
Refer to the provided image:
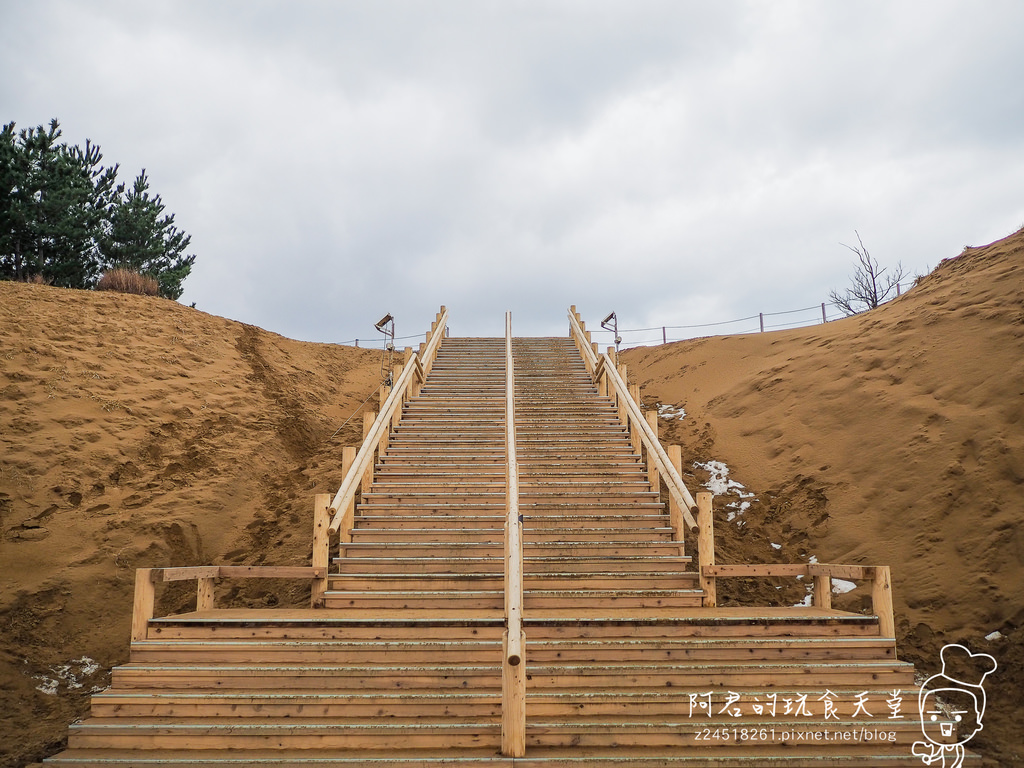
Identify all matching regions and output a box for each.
[912,643,997,767]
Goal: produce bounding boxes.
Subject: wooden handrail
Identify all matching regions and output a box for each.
[701,563,896,643]
[327,307,449,534]
[502,310,526,758]
[504,311,524,664]
[567,308,698,530]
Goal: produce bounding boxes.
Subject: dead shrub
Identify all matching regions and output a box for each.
[96,269,160,296]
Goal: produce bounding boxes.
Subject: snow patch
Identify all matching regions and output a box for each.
[657,403,686,420]
[693,461,758,528]
[31,656,103,696]
[985,631,1004,642]
[831,578,857,595]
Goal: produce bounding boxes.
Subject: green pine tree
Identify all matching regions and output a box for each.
[0,119,118,288]
[100,169,195,300]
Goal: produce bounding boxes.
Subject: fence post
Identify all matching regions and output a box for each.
[821,303,827,323]
[697,491,716,607]
[759,313,765,333]
[311,493,331,607]
[662,326,667,345]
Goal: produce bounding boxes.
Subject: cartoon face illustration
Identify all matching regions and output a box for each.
[919,687,983,745]
[912,643,996,764]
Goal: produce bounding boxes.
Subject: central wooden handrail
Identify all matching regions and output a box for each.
[567,308,698,531]
[504,311,524,664]
[502,310,526,757]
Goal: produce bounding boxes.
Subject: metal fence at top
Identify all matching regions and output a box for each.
[587,281,913,348]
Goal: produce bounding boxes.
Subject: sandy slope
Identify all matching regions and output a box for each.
[0,284,383,767]
[1,230,1022,765]
[623,228,1024,764]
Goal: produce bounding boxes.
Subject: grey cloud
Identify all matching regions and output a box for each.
[2,1,1023,344]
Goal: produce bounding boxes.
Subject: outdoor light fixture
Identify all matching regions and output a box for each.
[375,313,396,385]
[601,312,622,352]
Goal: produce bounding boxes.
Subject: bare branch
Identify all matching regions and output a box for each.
[830,231,906,316]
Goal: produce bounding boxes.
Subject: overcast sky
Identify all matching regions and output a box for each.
[3,1,1023,345]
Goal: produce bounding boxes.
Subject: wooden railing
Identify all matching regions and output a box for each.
[702,563,896,644]
[131,566,326,641]
[311,307,449,605]
[568,307,699,534]
[502,311,526,757]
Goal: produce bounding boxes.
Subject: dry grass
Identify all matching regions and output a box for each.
[96,269,160,296]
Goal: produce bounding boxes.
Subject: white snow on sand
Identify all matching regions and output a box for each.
[693,460,757,527]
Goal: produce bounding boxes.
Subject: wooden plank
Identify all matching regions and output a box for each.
[157,566,221,582]
[502,628,527,757]
[504,312,524,664]
[702,564,810,577]
[310,492,331,607]
[697,491,716,607]
[338,448,356,545]
[217,566,324,579]
[131,568,157,642]
[361,410,376,496]
[645,411,659,493]
[808,563,871,580]
[196,577,216,611]
[812,572,832,611]
[872,565,896,643]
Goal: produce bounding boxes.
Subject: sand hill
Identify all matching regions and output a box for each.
[623,228,1024,765]
[0,286,383,766]
[1,229,1022,765]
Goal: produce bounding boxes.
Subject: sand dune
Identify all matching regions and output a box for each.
[624,228,1024,764]
[0,284,383,766]
[1,229,1022,764]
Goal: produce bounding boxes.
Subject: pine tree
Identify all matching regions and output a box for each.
[0,119,117,288]
[101,170,195,300]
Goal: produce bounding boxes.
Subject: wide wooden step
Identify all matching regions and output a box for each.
[68,718,502,750]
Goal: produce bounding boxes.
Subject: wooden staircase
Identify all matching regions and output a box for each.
[45,318,974,766]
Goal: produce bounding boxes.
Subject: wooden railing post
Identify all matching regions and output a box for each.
[697,491,717,607]
[645,410,660,492]
[196,575,216,612]
[502,631,526,756]
[338,448,357,544]
[872,566,895,641]
[667,445,685,549]
[311,493,331,607]
[390,363,406,434]
[131,568,157,642]
[361,411,376,495]
[813,568,833,611]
